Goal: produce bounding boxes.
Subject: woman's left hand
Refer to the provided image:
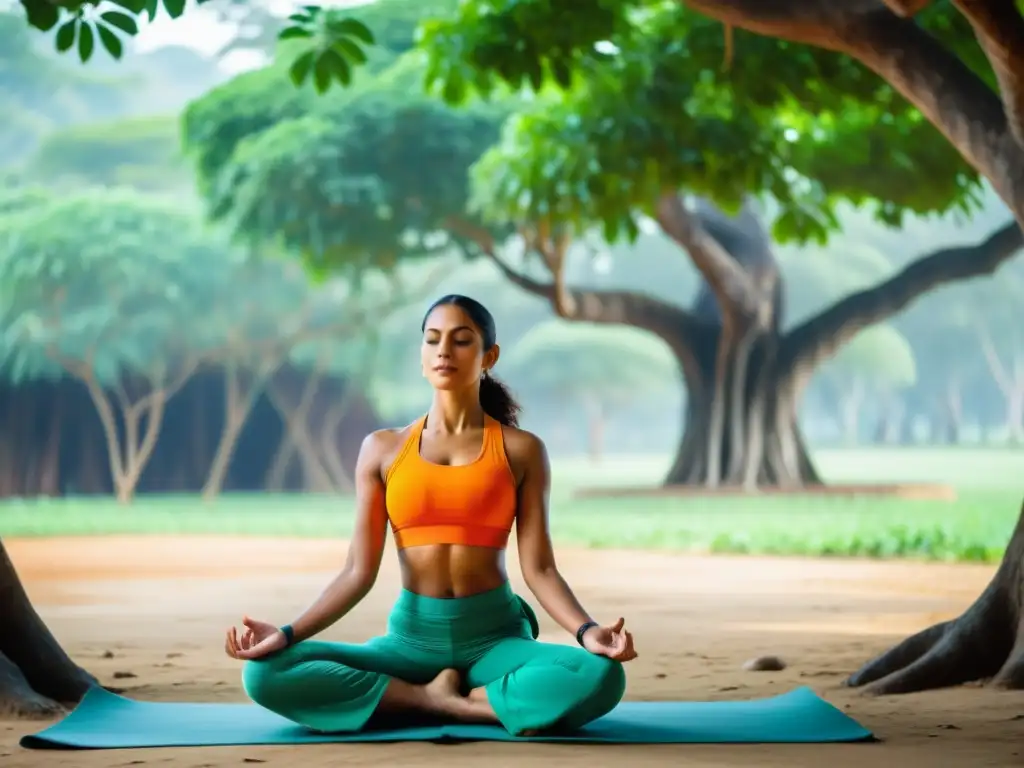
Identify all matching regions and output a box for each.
[582,617,638,662]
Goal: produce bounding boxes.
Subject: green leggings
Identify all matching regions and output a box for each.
[241,582,626,735]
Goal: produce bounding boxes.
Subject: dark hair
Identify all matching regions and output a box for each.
[421,294,522,427]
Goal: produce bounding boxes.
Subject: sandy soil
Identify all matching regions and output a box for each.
[2,536,1022,768]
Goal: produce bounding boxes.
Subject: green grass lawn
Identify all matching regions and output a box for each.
[1,447,1021,563]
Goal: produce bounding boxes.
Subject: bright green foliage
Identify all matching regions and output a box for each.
[0,188,233,384]
[180,63,322,197]
[424,0,988,245]
[18,0,374,93]
[183,53,511,279]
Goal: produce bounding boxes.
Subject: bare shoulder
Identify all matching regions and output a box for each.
[360,422,419,477]
[499,425,549,480]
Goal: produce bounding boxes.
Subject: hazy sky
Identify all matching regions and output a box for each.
[128,0,370,72]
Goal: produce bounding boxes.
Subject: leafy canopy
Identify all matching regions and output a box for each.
[420,0,989,245]
[0,188,236,382]
[182,51,511,278]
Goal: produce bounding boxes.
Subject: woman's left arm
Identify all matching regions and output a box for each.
[515,432,637,661]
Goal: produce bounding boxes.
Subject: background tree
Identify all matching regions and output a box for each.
[180,46,511,308]
[968,265,1024,443]
[0,188,230,503]
[22,115,191,192]
[817,324,917,444]
[503,321,678,462]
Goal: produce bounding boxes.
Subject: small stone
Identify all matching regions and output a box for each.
[102,650,115,659]
[112,671,137,679]
[742,655,786,672]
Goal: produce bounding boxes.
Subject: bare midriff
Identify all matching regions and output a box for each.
[398,544,509,598]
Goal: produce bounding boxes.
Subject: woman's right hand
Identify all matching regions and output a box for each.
[225,615,288,660]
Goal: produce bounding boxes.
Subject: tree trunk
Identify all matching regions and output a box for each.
[319,401,353,492]
[847,497,1024,694]
[59,354,196,503]
[663,321,819,488]
[37,391,62,497]
[939,374,964,444]
[872,392,904,445]
[582,394,605,463]
[838,377,866,445]
[265,370,334,493]
[0,539,98,717]
[201,362,278,501]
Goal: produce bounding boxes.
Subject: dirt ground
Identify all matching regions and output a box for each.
[2,536,1022,768]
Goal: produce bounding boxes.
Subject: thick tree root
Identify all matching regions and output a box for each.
[847,502,1024,695]
[0,651,66,719]
[1,538,99,717]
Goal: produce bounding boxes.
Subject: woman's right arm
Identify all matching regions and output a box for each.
[280,431,390,643]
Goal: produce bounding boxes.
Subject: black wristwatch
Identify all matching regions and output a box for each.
[576,621,599,646]
[280,624,295,647]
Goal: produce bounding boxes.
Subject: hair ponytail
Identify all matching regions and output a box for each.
[479,370,521,427]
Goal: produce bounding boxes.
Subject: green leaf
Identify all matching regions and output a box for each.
[330,17,375,45]
[322,49,352,86]
[278,25,313,41]
[21,0,60,31]
[109,0,146,12]
[550,57,573,89]
[145,0,159,22]
[162,0,186,19]
[77,21,94,62]
[312,51,335,93]
[97,23,123,59]
[288,49,316,88]
[100,10,139,36]
[334,37,368,65]
[441,68,466,105]
[55,18,77,52]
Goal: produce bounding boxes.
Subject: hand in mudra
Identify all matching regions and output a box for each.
[582,617,638,662]
[225,616,287,661]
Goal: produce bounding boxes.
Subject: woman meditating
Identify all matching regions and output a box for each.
[224,294,637,737]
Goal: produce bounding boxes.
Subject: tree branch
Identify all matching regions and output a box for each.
[445,217,710,375]
[654,192,759,318]
[519,221,577,316]
[879,0,935,15]
[780,220,1023,374]
[682,0,1024,220]
[952,0,1024,151]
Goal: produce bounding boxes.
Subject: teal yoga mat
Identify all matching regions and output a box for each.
[21,685,874,749]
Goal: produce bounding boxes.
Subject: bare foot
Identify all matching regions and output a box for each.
[424,669,463,716]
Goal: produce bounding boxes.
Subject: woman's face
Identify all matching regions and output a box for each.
[420,304,499,392]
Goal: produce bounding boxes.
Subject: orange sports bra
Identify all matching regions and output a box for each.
[383,414,518,550]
